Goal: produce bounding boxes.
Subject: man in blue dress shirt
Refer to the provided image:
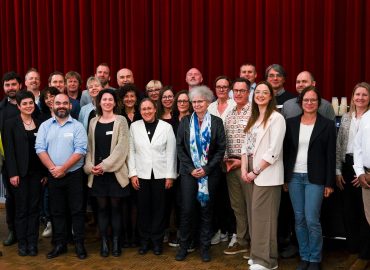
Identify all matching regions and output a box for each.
[35,93,88,260]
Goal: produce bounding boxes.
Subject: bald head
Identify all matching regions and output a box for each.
[296,71,316,93]
[117,68,134,87]
[186,68,203,89]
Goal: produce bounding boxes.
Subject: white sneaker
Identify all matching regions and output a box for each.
[42,221,52,238]
[249,263,278,270]
[211,230,221,245]
[228,233,237,248]
[220,233,228,242]
[248,259,254,266]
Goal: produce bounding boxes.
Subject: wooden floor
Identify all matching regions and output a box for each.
[0,208,367,270]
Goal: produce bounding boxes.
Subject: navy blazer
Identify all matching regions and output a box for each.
[3,115,46,178]
[177,114,226,176]
[283,113,336,187]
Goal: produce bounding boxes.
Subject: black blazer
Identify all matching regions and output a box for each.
[177,114,226,176]
[283,113,336,187]
[3,115,45,178]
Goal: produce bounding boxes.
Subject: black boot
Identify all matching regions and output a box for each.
[112,237,121,257]
[100,237,109,257]
[3,230,16,246]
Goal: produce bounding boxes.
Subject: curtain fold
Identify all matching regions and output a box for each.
[0,0,369,99]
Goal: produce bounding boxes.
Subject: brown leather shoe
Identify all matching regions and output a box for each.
[349,259,369,270]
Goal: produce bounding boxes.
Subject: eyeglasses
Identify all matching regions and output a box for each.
[302,99,318,104]
[191,100,206,105]
[162,95,174,100]
[147,88,161,93]
[233,89,248,94]
[268,73,283,79]
[177,99,189,104]
[255,90,270,96]
[215,86,229,91]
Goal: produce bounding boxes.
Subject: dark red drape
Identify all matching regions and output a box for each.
[0,0,369,99]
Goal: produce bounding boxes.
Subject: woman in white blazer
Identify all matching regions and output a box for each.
[128,98,177,256]
[241,81,286,270]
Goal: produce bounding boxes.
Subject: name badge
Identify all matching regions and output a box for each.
[106,131,113,135]
[64,133,73,138]
[34,133,38,137]
[276,105,283,109]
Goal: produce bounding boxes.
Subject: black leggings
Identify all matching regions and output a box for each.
[97,197,122,238]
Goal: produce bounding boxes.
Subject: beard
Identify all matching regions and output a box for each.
[53,107,70,118]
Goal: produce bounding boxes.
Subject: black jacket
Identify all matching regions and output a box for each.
[176,114,226,176]
[3,115,46,178]
[283,113,336,187]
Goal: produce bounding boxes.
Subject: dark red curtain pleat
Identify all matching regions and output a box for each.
[0,0,369,98]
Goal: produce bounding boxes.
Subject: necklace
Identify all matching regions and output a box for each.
[23,119,33,126]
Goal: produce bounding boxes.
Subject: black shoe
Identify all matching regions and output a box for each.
[187,240,197,253]
[3,230,16,246]
[75,242,87,259]
[47,244,67,259]
[280,243,298,258]
[307,262,321,270]
[138,243,149,255]
[18,245,28,256]
[112,237,121,257]
[153,244,163,255]
[200,249,211,262]
[296,260,310,270]
[100,237,109,257]
[175,248,188,261]
[28,246,38,256]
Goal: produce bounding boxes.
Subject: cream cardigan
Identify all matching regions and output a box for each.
[84,115,130,188]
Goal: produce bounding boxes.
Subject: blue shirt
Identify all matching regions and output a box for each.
[35,115,87,172]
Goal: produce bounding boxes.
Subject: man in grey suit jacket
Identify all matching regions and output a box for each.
[281,71,335,120]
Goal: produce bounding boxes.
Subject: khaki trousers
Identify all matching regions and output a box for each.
[250,185,281,269]
[226,168,253,247]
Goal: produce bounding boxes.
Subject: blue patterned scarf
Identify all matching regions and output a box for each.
[189,112,211,207]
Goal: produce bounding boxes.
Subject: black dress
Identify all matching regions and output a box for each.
[91,121,129,197]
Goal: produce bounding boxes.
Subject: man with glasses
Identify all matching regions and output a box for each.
[265,64,295,106]
[223,78,252,259]
[282,71,335,120]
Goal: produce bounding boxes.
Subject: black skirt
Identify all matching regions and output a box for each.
[91,172,129,198]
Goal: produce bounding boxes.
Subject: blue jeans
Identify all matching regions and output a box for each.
[288,173,324,262]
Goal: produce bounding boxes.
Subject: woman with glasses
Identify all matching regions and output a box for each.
[146,80,163,102]
[157,86,174,123]
[175,86,226,262]
[241,81,286,270]
[284,86,336,270]
[208,76,235,122]
[336,82,370,269]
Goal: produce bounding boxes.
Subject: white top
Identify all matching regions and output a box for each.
[346,113,360,154]
[353,110,370,176]
[208,98,235,123]
[293,123,314,173]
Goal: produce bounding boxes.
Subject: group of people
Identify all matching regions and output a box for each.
[0,62,369,270]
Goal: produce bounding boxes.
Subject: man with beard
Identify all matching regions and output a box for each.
[35,93,88,260]
[0,71,23,247]
[185,68,203,92]
[80,63,115,107]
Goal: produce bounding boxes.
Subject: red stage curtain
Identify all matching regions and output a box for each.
[0,0,369,99]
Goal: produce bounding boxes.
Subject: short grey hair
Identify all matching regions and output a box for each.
[265,64,287,79]
[189,85,214,103]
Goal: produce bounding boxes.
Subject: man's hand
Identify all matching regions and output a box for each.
[50,166,66,178]
[359,174,370,189]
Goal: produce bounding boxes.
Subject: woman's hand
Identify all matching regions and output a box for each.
[131,176,140,190]
[241,169,248,182]
[165,179,173,189]
[352,176,361,188]
[191,168,206,178]
[40,177,48,186]
[91,163,104,176]
[324,187,334,198]
[246,171,257,183]
[335,175,345,190]
[10,176,19,187]
[283,183,289,192]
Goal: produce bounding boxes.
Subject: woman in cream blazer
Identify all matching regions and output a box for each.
[241,81,286,270]
[128,98,177,256]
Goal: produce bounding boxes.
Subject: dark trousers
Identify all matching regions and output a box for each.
[212,170,235,235]
[341,155,370,259]
[278,189,295,247]
[12,173,42,247]
[2,165,16,232]
[137,178,166,245]
[179,173,218,250]
[48,168,85,245]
